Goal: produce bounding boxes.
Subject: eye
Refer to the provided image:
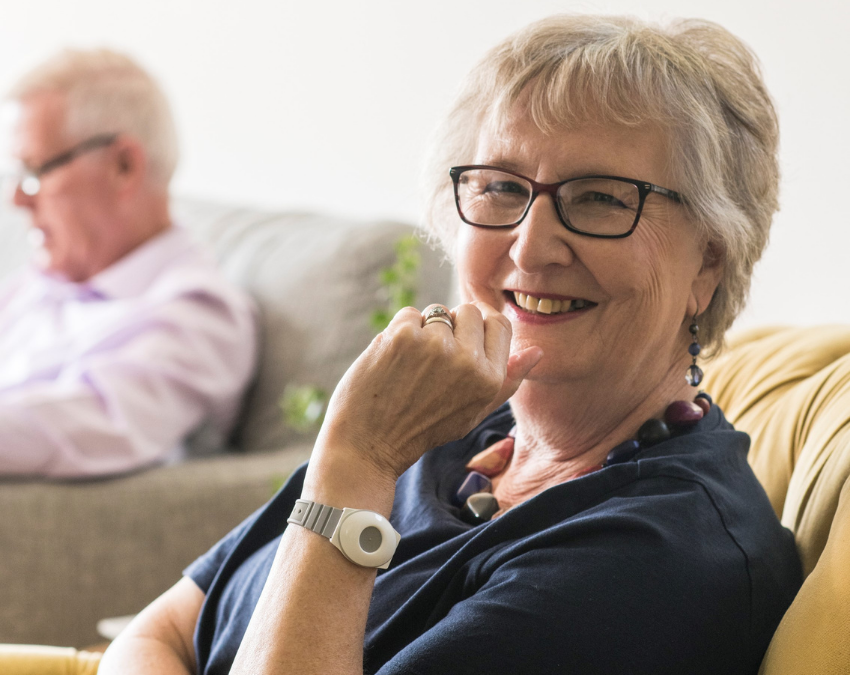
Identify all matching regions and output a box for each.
[561,178,641,213]
[574,190,628,209]
[482,180,530,199]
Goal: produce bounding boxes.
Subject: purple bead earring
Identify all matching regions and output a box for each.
[686,312,704,387]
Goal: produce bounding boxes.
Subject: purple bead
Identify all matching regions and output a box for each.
[454,471,492,507]
[688,342,701,356]
[664,400,704,428]
[605,440,641,466]
[637,419,671,447]
[685,364,704,387]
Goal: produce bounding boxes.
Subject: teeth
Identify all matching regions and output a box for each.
[512,292,591,315]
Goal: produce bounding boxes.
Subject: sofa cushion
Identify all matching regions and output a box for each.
[171,199,453,452]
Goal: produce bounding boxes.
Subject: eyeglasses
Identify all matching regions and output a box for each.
[449,165,683,239]
[10,133,118,197]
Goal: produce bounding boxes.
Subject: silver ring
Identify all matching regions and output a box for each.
[422,305,454,331]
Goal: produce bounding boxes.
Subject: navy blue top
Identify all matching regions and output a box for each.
[186,403,802,675]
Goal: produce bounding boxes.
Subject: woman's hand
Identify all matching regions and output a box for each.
[315,301,543,482]
[232,302,541,675]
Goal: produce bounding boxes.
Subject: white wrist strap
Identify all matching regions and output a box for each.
[287,499,343,538]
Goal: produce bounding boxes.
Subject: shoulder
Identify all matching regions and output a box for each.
[114,230,257,333]
[148,233,250,304]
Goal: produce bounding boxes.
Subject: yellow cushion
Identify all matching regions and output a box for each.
[757,477,850,674]
[705,325,850,574]
[704,325,850,674]
[0,645,101,675]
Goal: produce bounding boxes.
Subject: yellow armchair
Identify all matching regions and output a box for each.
[705,325,850,674]
[2,325,848,674]
[0,645,100,675]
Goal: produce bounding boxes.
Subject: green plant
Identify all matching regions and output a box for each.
[370,234,421,332]
[280,383,327,433]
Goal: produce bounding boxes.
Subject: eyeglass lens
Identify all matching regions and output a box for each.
[20,175,40,196]
[455,168,642,236]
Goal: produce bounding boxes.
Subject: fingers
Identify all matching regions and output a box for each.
[489,346,544,410]
[392,302,517,379]
[452,304,484,346]
[391,306,427,328]
[507,347,544,389]
[387,301,517,385]
[474,302,512,364]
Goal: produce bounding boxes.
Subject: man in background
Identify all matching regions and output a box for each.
[0,49,257,477]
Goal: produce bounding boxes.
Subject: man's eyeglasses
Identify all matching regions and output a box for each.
[449,165,683,239]
[10,133,118,197]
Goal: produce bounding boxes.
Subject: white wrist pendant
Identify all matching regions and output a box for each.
[287,499,401,569]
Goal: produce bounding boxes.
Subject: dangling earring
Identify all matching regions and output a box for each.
[686,311,703,386]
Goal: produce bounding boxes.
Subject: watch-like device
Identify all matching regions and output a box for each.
[287,499,401,569]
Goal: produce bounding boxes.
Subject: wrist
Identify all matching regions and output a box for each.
[302,441,397,518]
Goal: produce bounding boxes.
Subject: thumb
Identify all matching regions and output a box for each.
[490,346,544,409]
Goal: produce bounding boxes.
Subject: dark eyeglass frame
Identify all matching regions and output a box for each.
[449,165,684,239]
[15,133,119,197]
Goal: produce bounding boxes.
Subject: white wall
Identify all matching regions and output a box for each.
[0,0,847,330]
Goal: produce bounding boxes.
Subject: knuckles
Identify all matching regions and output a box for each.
[388,322,421,347]
[375,302,506,403]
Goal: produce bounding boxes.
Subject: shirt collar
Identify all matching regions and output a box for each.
[84,226,195,300]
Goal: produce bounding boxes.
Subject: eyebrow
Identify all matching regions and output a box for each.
[13,149,52,173]
[474,156,527,174]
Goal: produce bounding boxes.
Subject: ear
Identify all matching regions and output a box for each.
[107,135,148,194]
[688,240,723,318]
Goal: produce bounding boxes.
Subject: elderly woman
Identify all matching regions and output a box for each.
[100,15,801,675]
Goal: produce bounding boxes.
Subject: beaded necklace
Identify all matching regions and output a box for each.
[455,392,713,524]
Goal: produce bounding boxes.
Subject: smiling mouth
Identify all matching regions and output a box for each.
[509,291,598,315]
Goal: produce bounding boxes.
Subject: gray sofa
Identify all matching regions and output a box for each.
[0,199,453,648]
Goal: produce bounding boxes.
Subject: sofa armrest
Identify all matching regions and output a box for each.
[0,445,311,648]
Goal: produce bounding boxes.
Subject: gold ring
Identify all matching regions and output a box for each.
[424,315,454,330]
[422,305,454,330]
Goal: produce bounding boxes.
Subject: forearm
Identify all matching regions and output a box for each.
[98,577,202,675]
[0,387,163,477]
[231,449,397,675]
[229,303,535,674]
[98,635,194,675]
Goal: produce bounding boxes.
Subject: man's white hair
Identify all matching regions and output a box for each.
[10,48,179,185]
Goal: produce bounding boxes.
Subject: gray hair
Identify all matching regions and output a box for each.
[422,15,779,352]
[10,48,179,185]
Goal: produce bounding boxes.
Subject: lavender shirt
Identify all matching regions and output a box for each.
[0,227,257,478]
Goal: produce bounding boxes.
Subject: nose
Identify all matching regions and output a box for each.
[12,182,36,209]
[509,192,576,274]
